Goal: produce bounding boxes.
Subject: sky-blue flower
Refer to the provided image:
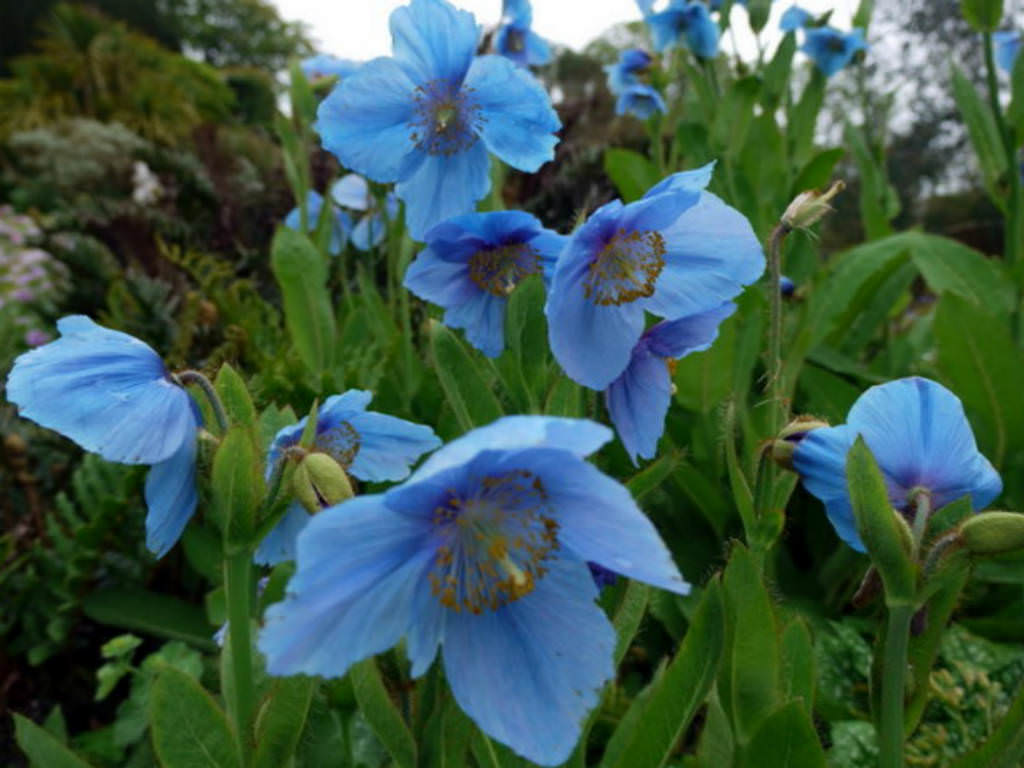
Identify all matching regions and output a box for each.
[255,389,440,565]
[801,27,867,77]
[545,163,764,390]
[646,1,720,59]
[300,54,362,80]
[995,30,1022,73]
[258,415,688,764]
[779,4,813,31]
[315,0,561,241]
[607,302,735,464]
[403,210,566,357]
[330,174,400,251]
[793,377,1003,552]
[495,0,552,68]
[5,315,200,557]
[604,49,654,96]
[284,190,351,255]
[616,83,667,119]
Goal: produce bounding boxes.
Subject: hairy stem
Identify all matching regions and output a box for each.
[175,369,228,434]
[879,602,913,768]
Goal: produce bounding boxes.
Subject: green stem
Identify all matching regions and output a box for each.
[175,369,228,434]
[984,31,1021,270]
[909,491,932,557]
[879,602,913,768]
[766,224,789,438]
[224,550,255,763]
[648,112,665,174]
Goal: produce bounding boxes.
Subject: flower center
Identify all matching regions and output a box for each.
[468,242,542,296]
[410,79,483,157]
[428,469,559,614]
[583,227,666,306]
[313,420,361,469]
[505,27,526,53]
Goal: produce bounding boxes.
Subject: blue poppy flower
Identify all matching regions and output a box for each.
[330,174,400,251]
[801,27,867,77]
[545,163,764,390]
[255,389,440,566]
[646,1,720,59]
[284,190,352,255]
[495,0,552,68]
[5,316,199,557]
[300,54,362,80]
[779,4,813,31]
[315,0,561,241]
[604,49,654,96]
[259,415,688,764]
[793,377,1003,552]
[995,30,1022,72]
[616,83,667,119]
[606,302,735,464]
[637,0,657,13]
[780,275,796,297]
[403,210,566,358]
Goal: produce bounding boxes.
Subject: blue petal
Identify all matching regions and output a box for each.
[792,424,865,551]
[444,290,508,358]
[616,84,666,119]
[316,57,424,184]
[464,55,561,172]
[6,315,195,464]
[254,504,312,566]
[331,174,371,211]
[389,0,479,84]
[801,27,867,78]
[502,0,533,26]
[525,30,552,66]
[347,410,441,482]
[642,161,716,199]
[301,54,362,79]
[408,416,612,483]
[322,389,373,415]
[530,230,568,288]
[404,248,478,307]
[681,3,719,58]
[643,192,764,318]
[352,212,388,251]
[995,31,1022,72]
[442,557,614,765]
[259,495,434,677]
[646,9,685,53]
[779,5,813,31]
[396,141,491,241]
[144,427,198,557]
[644,301,736,358]
[605,344,671,464]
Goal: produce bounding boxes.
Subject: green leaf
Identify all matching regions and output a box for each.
[1009,45,1024,138]
[213,426,264,548]
[288,60,317,129]
[909,233,1015,314]
[150,667,242,768]
[604,148,660,202]
[791,148,845,197]
[182,525,222,584]
[844,121,896,239]
[612,580,651,667]
[270,226,336,377]
[253,677,316,768]
[788,70,825,167]
[214,364,256,429]
[845,437,916,603]
[746,0,772,32]
[600,579,725,768]
[719,546,780,744]
[498,275,548,413]
[712,76,761,156]
[350,659,417,768]
[625,452,683,501]
[933,293,1024,466]
[83,588,215,650]
[544,376,582,417]
[429,321,504,431]
[761,34,796,110]
[779,619,815,711]
[14,714,94,768]
[673,311,737,413]
[949,667,1024,767]
[736,701,826,767]
[961,0,1004,32]
[952,65,1008,205]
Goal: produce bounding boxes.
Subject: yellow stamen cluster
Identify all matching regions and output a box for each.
[468,242,542,296]
[583,228,666,306]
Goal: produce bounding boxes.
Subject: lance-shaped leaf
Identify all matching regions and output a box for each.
[150,667,242,768]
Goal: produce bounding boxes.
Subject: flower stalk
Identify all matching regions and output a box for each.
[176,369,229,434]
[879,601,913,768]
[224,549,256,762]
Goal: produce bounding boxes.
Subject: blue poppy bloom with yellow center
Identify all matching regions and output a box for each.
[5,316,200,557]
[793,377,1003,551]
[545,163,763,390]
[801,26,867,77]
[315,0,561,241]
[259,416,688,765]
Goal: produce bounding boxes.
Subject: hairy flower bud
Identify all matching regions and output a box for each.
[960,511,1024,556]
[781,181,846,231]
[293,452,354,514]
[770,416,830,470]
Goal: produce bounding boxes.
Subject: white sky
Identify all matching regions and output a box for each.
[273,0,856,62]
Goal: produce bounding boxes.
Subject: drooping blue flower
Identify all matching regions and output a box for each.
[995,30,1022,73]
[604,49,654,96]
[793,377,1003,552]
[545,163,764,390]
[616,84,667,119]
[330,174,400,251]
[780,275,796,297]
[259,415,688,764]
[300,54,362,80]
[646,1,720,59]
[606,302,735,464]
[284,190,352,255]
[255,390,440,566]
[801,27,867,77]
[403,210,566,358]
[315,0,561,241]
[495,0,552,68]
[5,316,200,557]
[779,4,813,31]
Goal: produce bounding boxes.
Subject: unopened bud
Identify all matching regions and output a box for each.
[293,452,354,514]
[781,181,845,230]
[770,416,830,470]
[960,511,1024,556]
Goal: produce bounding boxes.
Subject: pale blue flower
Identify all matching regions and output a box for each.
[301,54,361,80]
[495,0,552,67]
[780,5,813,31]
[616,84,667,119]
[995,30,1022,73]
[605,49,654,96]
[330,174,400,251]
[284,190,351,255]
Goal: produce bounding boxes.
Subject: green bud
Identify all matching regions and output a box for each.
[770,416,830,471]
[293,452,354,514]
[960,511,1024,556]
[781,181,845,231]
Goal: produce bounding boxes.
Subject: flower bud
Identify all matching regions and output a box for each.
[770,416,830,470]
[960,511,1024,556]
[293,452,354,514]
[781,180,845,231]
